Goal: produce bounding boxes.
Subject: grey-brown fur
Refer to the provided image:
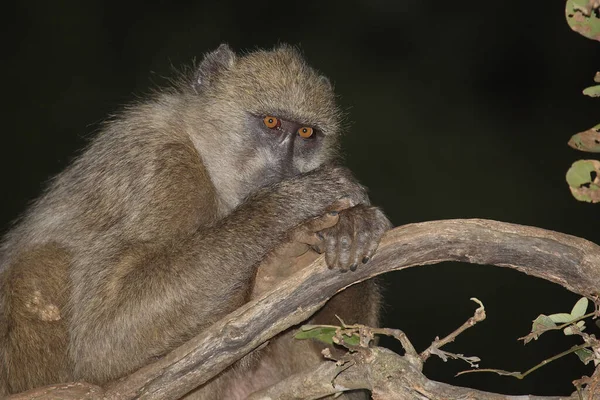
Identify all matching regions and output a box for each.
[0,44,390,399]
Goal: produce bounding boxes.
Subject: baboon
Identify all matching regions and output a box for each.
[0,44,390,399]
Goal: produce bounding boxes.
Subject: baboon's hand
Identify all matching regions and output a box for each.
[259,165,369,228]
[258,197,354,267]
[315,165,370,208]
[251,198,353,298]
[315,205,392,272]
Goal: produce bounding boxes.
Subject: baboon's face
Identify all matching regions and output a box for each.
[198,46,343,203]
[235,112,326,186]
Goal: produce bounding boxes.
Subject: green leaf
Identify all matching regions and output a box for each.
[575,348,595,364]
[583,85,600,97]
[571,0,592,8]
[548,313,575,323]
[532,315,557,333]
[566,160,597,187]
[341,333,360,347]
[295,327,337,345]
[571,190,593,202]
[566,0,600,42]
[571,297,589,318]
[564,321,586,335]
[295,326,362,347]
[567,125,600,153]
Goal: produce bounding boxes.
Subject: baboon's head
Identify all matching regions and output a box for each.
[183,44,344,210]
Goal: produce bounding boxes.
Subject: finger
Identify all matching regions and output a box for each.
[335,232,352,272]
[361,236,382,265]
[324,232,337,270]
[321,211,353,271]
[361,208,391,264]
[296,212,340,240]
[332,215,354,271]
[349,230,370,270]
[351,213,376,270]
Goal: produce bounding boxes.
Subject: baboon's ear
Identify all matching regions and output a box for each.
[194,44,236,91]
[319,75,333,91]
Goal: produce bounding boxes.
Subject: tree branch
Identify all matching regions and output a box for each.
[248,347,579,400]
[9,219,600,399]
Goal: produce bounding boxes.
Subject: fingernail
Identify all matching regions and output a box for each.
[362,256,370,264]
[350,263,357,271]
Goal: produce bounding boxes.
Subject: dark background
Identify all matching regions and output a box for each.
[2,0,600,396]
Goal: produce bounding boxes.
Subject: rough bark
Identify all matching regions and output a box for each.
[9,219,600,400]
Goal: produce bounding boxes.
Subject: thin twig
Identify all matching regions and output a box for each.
[420,298,486,363]
[457,344,591,379]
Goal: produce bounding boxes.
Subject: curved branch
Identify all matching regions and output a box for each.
[9,219,600,400]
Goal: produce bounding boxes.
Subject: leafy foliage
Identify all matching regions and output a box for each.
[566,0,600,42]
[564,1,600,201]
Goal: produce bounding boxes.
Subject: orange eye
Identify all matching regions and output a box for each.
[263,116,280,129]
[298,127,314,138]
